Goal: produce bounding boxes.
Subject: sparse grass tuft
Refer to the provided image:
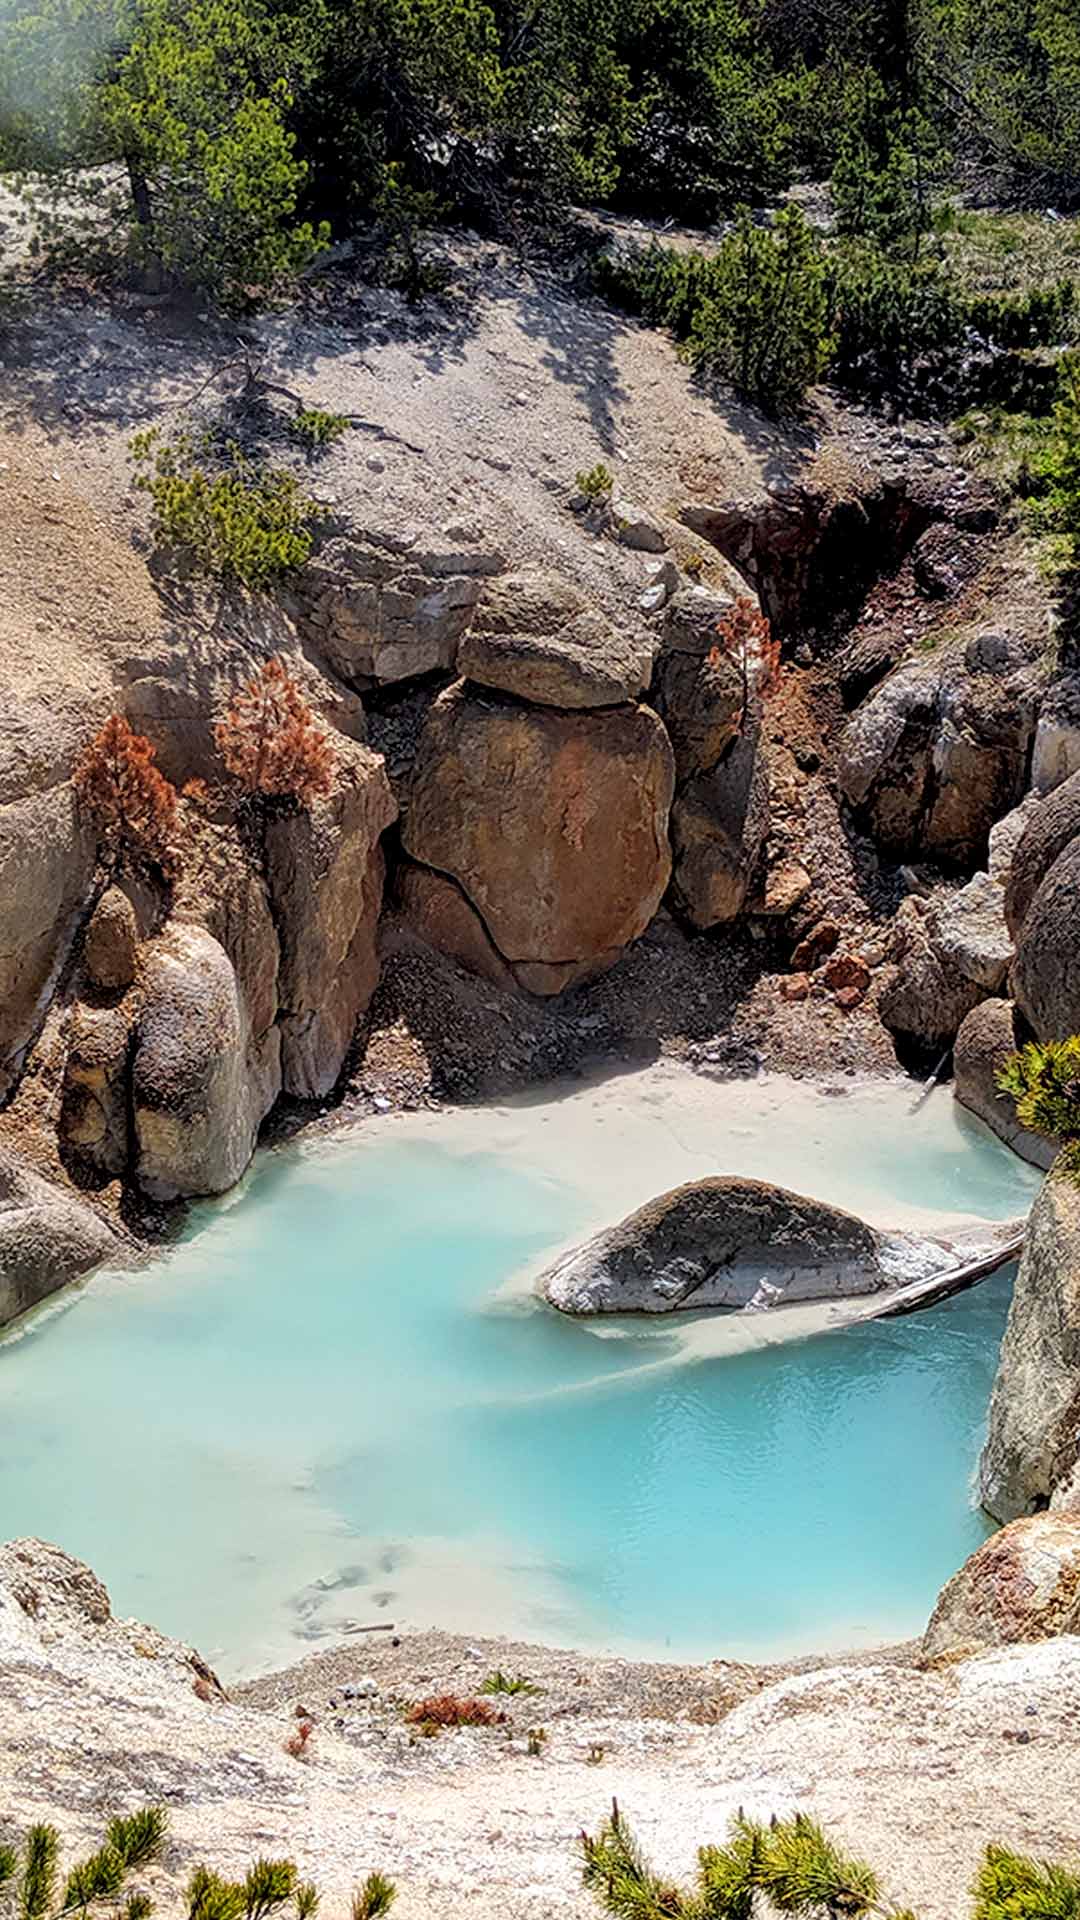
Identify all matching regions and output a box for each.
[480,1670,541,1696]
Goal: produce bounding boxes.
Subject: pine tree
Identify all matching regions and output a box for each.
[72,715,180,880]
[215,657,336,809]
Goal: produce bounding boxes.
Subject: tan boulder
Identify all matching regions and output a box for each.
[402,683,674,995]
[397,864,515,990]
[291,529,502,688]
[923,1512,1080,1663]
[264,743,397,1098]
[1012,837,1080,1042]
[82,886,139,992]
[0,1146,117,1329]
[0,786,97,1100]
[132,923,276,1201]
[458,570,653,710]
[980,1168,1080,1521]
[953,1000,1055,1170]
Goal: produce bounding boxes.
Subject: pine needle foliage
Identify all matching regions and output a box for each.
[130,430,319,591]
[997,1037,1080,1177]
[480,1670,542,1695]
[105,1813,167,1875]
[61,1849,127,1913]
[349,1875,396,1920]
[215,656,336,809]
[242,1861,297,1920]
[582,1807,1080,1920]
[19,1827,59,1920]
[72,714,180,882]
[973,1845,1080,1920]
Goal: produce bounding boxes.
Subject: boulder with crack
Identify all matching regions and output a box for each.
[400,682,674,994]
[839,634,1042,866]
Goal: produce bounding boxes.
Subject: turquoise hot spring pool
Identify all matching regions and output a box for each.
[0,1069,1041,1676]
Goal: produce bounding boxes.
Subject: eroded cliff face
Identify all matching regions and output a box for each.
[980,1168,1080,1523]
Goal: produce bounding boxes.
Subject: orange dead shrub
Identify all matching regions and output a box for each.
[72,714,180,878]
[284,1718,315,1759]
[405,1694,501,1730]
[215,655,335,808]
[708,596,780,722]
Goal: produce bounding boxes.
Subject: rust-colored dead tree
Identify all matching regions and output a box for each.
[72,714,180,877]
[215,656,335,807]
[708,596,780,726]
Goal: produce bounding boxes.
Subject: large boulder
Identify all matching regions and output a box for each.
[458,570,653,709]
[878,903,986,1049]
[132,924,276,1202]
[927,874,1012,993]
[839,640,1040,866]
[980,1167,1080,1522]
[291,528,503,688]
[264,745,396,1098]
[0,1147,117,1328]
[0,786,97,1100]
[953,1001,1055,1169]
[540,1176,923,1314]
[1012,837,1080,1043]
[923,1512,1080,1663]
[401,683,675,995]
[669,728,770,928]
[1004,769,1080,939]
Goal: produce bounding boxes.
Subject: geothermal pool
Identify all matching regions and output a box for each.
[0,1068,1040,1676]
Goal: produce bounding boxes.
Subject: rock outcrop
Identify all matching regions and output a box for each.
[264,747,396,1098]
[878,901,986,1050]
[82,887,139,993]
[1004,771,1080,938]
[0,1150,118,1325]
[1012,836,1080,1043]
[923,1512,1080,1663]
[457,570,653,709]
[980,1167,1080,1522]
[669,728,770,927]
[1032,671,1080,794]
[539,1176,940,1314]
[132,924,276,1203]
[839,637,1040,866]
[292,527,503,688]
[953,1001,1055,1169]
[401,683,675,994]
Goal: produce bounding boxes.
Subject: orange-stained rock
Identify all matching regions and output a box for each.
[923,1512,1080,1664]
[401,684,674,996]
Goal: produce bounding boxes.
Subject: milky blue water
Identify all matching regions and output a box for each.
[0,1077,1040,1676]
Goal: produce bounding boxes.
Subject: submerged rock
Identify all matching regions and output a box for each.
[538,1175,946,1315]
[980,1166,1080,1522]
[923,1511,1080,1663]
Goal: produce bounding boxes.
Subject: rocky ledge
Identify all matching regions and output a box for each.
[538,1175,960,1314]
[5,1535,1080,1920]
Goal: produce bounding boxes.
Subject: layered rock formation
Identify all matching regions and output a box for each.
[539,1176,950,1314]
[980,1167,1080,1522]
